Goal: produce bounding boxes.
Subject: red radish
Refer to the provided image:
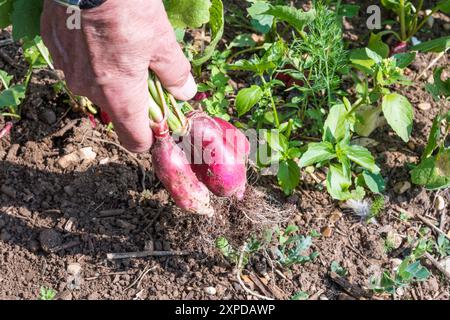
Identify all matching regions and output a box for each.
[87,113,97,128]
[181,112,249,200]
[391,41,408,55]
[150,116,214,217]
[193,92,210,101]
[0,122,13,139]
[100,110,112,125]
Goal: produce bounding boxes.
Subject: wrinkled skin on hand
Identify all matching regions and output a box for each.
[41,0,197,152]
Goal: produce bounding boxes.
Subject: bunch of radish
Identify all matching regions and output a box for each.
[147,77,250,216]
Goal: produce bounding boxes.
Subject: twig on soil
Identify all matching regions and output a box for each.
[124,264,156,291]
[53,240,81,253]
[85,137,146,191]
[416,50,448,80]
[0,48,15,67]
[394,207,450,241]
[415,213,450,241]
[106,250,190,260]
[236,244,274,301]
[85,271,133,281]
[52,119,78,138]
[329,272,373,299]
[424,252,450,282]
[0,39,14,47]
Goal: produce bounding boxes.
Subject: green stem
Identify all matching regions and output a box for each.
[400,0,407,41]
[285,119,293,139]
[411,8,438,39]
[260,76,280,128]
[228,45,265,62]
[154,78,184,133]
[148,78,162,106]
[0,112,21,119]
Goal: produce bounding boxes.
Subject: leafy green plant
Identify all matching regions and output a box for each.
[350,48,415,142]
[282,3,348,110]
[216,225,318,269]
[380,0,450,42]
[273,225,319,267]
[0,70,26,118]
[370,257,430,295]
[38,287,57,300]
[411,111,450,190]
[330,261,347,277]
[196,50,233,120]
[426,67,450,102]
[290,291,309,300]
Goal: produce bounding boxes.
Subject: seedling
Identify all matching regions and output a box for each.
[330,261,348,277]
[411,110,450,190]
[370,257,430,295]
[38,287,57,300]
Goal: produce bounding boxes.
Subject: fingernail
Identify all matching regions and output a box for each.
[167,74,197,101]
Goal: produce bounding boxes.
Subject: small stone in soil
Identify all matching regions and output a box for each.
[435,196,445,211]
[321,226,333,237]
[394,181,411,194]
[39,109,57,125]
[418,102,431,111]
[204,287,217,295]
[0,229,11,241]
[39,229,63,252]
[0,185,16,198]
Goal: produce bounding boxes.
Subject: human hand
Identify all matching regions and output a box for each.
[41,0,197,152]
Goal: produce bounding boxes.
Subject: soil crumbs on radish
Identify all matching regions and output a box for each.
[1,2,450,300]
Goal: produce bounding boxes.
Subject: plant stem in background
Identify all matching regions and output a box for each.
[260,76,280,128]
[400,0,407,40]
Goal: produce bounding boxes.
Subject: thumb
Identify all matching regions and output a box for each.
[149,28,197,101]
[92,74,154,153]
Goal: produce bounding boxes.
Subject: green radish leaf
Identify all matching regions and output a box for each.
[422,115,442,159]
[368,33,389,59]
[0,84,26,108]
[411,149,450,190]
[393,52,416,68]
[164,0,211,29]
[11,0,43,41]
[299,142,336,167]
[229,34,256,49]
[365,48,383,64]
[323,104,348,143]
[0,0,13,28]
[411,36,450,53]
[362,170,386,193]
[337,4,360,18]
[341,144,380,174]
[426,67,450,100]
[235,85,263,116]
[382,93,413,142]
[247,1,273,34]
[264,130,288,153]
[0,69,13,88]
[265,5,315,32]
[437,0,450,13]
[193,0,224,66]
[278,159,300,195]
[350,49,376,74]
[326,164,352,200]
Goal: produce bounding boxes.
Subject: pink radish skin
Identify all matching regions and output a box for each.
[0,122,13,139]
[151,131,214,217]
[182,113,249,200]
[391,41,408,55]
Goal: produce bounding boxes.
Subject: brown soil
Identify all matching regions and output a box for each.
[1,1,449,300]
